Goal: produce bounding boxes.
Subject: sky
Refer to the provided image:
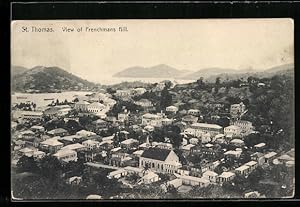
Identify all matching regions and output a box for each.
[11,19,294,82]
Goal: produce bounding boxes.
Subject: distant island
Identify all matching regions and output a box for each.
[113,63,294,81]
[11,63,294,93]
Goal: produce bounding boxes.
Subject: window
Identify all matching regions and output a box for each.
[152,163,155,168]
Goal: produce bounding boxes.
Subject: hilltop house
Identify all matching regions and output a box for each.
[139,147,182,174]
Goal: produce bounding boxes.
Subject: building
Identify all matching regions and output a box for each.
[132,88,147,96]
[235,165,251,176]
[166,106,178,113]
[53,149,78,162]
[47,128,68,137]
[30,125,45,133]
[61,143,86,152]
[139,148,182,174]
[120,138,139,149]
[191,123,223,137]
[115,89,132,98]
[224,150,242,159]
[40,137,64,153]
[230,102,246,118]
[76,130,96,137]
[188,109,200,116]
[141,113,163,127]
[107,169,127,179]
[244,160,258,172]
[217,172,235,184]
[124,166,144,177]
[224,125,241,137]
[180,175,210,187]
[140,172,160,184]
[21,111,43,120]
[82,140,101,150]
[87,102,105,113]
[232,120,254,136]
[166,178,183,188]
[230,139,245,147]
[202,170,218,183]
[162,118,173,126]
[182,115,198,124]
[263,152,277,164]
[74,101,90,112]
[254,143,266,151]
[135,99,153,108]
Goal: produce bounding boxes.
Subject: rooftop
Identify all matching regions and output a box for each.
[180,175,210,183]
[41,138,63,146]
[53,149,76,157]
[264,152,277,159]
[191,123,222,129]
[62,143,85,151]
[235,165,250,171]
[141,148,172,161]
[203,170,218,177]
[219,172,235,178]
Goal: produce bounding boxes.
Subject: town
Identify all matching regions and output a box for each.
[11,75,294,199]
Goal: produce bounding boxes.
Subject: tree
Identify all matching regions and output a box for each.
[65,120,82,134]
[160,87,172,110]
[16,155,39,173]
[38,156,63,180]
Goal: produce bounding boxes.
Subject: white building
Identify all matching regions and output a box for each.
[217,172,235,184]
[76,130,96,137]
[166,106,178,113]
[188,109,200,116]
[180,175,210,187]
[232,120,254,136]
[53,149,78,162]
[224,125,241,137]
[202,170,218,183]
[191,123,223,137]
[87,102,105,113]
[139,148,182,174]
[74,101,90,112]
[82,140,100,150]
[140,172,160,184]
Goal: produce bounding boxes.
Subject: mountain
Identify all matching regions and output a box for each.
[205,63,294,82]
[11,65,29,77]
[181,67,242,80]
[12,66,97,92]
[113,64,190,78]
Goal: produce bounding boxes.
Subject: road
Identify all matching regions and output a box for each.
[85,162,120,170]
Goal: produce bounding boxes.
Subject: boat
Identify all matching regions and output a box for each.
[44,98,55,101]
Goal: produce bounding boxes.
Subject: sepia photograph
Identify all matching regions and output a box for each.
[11,19,295,200]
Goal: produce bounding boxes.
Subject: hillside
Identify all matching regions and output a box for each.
[11,65,29,78]
[12,66,97,93]
[113,64,190,78]
[182,67,242,80]
[205,63,294,82]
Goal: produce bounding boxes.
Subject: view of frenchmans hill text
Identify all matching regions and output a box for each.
[11,19,294,200]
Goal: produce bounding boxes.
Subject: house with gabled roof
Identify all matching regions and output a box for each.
[139,147,182,174]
